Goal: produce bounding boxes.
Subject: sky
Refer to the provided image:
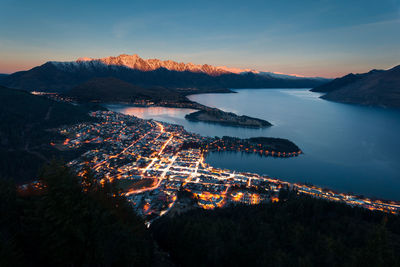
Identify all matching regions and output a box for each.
[0,0,399,77]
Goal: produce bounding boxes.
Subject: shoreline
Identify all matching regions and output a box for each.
[100,95,273,128]
[203,150,400,203]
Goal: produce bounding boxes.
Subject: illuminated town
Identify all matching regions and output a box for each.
[52,111,400,223]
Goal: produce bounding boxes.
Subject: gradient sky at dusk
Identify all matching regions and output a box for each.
[0,0,399,77]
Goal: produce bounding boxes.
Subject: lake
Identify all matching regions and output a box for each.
[107,89,400,200]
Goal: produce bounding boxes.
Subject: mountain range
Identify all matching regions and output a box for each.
[312,65,400,108]
[0,54,328,94]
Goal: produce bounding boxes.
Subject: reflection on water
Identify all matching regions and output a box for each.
[279,89,324,100]
[107,89,400,200]
[105,104,196,125]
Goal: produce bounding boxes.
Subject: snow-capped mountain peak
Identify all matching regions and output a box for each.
[48,53,327,80]
[70,54,231,76]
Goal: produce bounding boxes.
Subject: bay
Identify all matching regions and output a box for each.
[107,89,400,200]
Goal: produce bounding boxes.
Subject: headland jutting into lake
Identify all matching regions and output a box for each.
[185,109,272,128]
[40,87,274,128]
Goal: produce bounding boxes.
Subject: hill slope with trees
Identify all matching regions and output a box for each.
[0,86,92,183]
[152,192,400,267]
[0,161,154,266]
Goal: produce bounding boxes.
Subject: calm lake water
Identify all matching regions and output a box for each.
[107,89,400,200]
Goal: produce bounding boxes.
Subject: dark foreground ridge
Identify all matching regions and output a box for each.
[0,162,154,266]
[185,109,272,128]
[152,191,400,267]
[2,161,400,266]
[0,85,93,183]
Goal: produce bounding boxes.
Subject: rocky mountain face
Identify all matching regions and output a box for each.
[313,65,400,108]
[73,54,231,76]
[0,54,328,93]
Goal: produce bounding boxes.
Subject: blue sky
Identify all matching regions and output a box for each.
[0,0,399,77]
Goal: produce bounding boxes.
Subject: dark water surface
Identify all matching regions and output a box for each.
[107,89,400,200]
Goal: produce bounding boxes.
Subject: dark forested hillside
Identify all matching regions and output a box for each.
[67,77,186,102]
[0,86,92,183]
[2,160,399,266]
[152,193,400,267]
[0,161,154,266]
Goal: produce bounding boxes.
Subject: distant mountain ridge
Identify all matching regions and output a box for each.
[259,71,327,81]
[311,69,385,93]
[0,54,329,93]
[0,74,8,82]
[311,65,400,108]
